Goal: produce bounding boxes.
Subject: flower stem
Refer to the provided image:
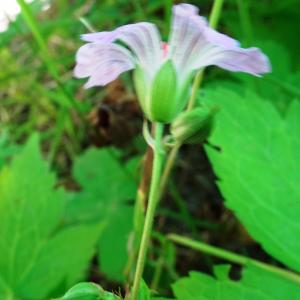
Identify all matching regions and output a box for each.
[159,0,225,196]
[131,123,165,300]
[209,0,225,29]
[236,0,253,46]
[168,234,300,284]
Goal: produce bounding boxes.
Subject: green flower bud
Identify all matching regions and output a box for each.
[61,282,104,300]
[134,60,191,123]
[170,106,218,144]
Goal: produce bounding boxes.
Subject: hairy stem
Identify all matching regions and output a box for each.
[168,234,300,285]
[131,123,165,300]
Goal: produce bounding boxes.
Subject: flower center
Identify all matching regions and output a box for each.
[161,42,169,59]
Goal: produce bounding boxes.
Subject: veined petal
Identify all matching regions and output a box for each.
[168,4,208,72]
[74,42,135,88]
[205,27,240,48]
[168,4,271,79]
[188,27,271,76]
[82,22,162,76]
[193,46,271,76]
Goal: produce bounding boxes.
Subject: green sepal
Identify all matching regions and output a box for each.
[149,60,178,123]
[174,72,194,115]
[133,65,149,114]
[171,105,218,144]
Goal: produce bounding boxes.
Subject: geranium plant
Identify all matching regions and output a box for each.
[74,3,270,299]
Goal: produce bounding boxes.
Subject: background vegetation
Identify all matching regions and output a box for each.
[1,0,300,299]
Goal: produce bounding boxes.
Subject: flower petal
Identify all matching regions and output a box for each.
[82,22,162,76]
[188,27,271,76]
[196,46,271,76]
[205,27,240,48]
[169,4,271,78]
[168,4,208,72]
[74,42,135,88]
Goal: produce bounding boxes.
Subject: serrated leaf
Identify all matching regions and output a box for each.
[173,264,300,300]
[0,131,19,169]
[20,223,104,299]
[0,135,102,299]
[67,147,138,282]
[203,87,300,272]
[137,279,174,300]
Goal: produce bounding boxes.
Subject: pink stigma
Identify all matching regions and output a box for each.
[161,42,169,59]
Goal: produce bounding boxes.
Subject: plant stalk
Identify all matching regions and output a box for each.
[131,123,165,300]
[168,234,300,285]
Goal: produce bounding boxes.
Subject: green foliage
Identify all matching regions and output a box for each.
[67,147,138,282]
[0,131,19,169]
[203,87,300,272]
[230,42,300,111]
[138,280,151,300]
[60,282,120,300]
[137,280,174,300]
[173,264,300,300]
[60,281,171,300]
[1,0,300,299]
[0,136,102,299]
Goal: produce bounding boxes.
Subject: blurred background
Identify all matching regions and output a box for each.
[0,0,300,298]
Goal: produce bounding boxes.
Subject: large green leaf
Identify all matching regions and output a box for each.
[203,87,300,272]
[0,131,19,170]
[173,264,300,300]
[67,147,138,282]
[0,135,102,299]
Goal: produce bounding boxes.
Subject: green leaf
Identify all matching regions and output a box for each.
[0,135,102,299]
[60,281,122,300]
[138,280,151,300]
[137,279,174,300]
[173,264,300,300]
[0,131,19,169]
[61,282,104,300]
[203,87,300,272]
[68,147,138,282]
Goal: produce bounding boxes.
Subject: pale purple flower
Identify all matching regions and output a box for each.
[74,3,270,89]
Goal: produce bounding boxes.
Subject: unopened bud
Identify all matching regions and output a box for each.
[170,106,218,144]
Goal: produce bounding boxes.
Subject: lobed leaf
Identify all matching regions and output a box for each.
[173,264,300,300]
[0,135,101,299]
[67,147,138,282]
[203,87,300,272]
